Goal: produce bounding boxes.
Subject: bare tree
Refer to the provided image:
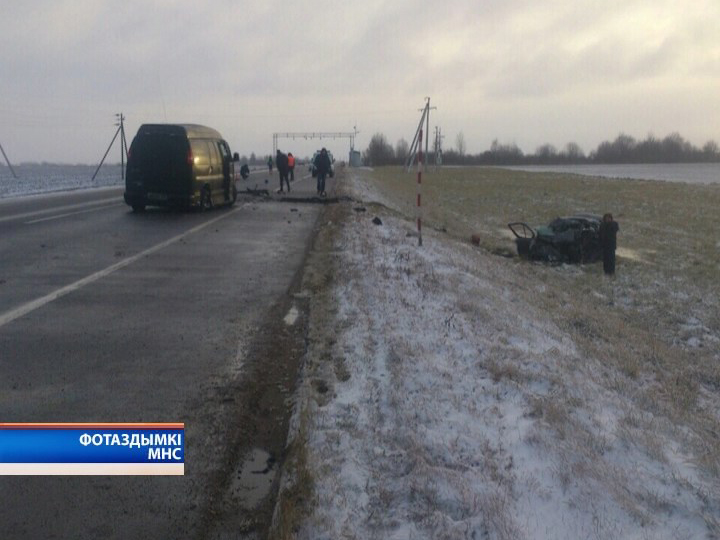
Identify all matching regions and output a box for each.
[362,133,395,166]
[561,142,584,162]
[456,132,466,156]
[487,139,523,164]
[536,144,557,163]
[395,138,409,163]
[702,140,718,155]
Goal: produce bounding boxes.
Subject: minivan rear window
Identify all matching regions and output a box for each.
[131,133,188,177]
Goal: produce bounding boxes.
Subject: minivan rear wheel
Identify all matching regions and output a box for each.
[200,187,212,212]
[228,184,238,207]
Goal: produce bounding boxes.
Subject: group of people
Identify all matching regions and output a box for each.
[268,147,332,197]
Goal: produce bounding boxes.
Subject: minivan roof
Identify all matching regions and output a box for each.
[136,124,224,140]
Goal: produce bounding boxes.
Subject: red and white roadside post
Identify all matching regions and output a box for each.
[417,129,423,246]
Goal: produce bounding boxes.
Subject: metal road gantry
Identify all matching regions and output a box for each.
[272,131,358,155]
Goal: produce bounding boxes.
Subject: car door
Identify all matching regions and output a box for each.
[216,141,232,200]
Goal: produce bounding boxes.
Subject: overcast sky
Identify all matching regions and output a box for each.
[1,0,719,163]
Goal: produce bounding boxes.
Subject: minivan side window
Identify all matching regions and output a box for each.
[190,140,210,170]
[206,140,221,167]
[217,141,230,162]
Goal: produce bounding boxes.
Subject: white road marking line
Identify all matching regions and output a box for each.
[25,203,124,224]
[0,197,121,224]
[293,174,312,185]
[283,305,299,326]
[0,208,239,329]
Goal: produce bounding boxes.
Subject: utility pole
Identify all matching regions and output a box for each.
[92,113,127,181]
[425,98,430,171]
[119,113,128,180]
[0,141,18,179]
[405,97,437,172]
[417,127,423,247]
[434,126,444,169]
[406,98,436,171]
[404,98,436,246]
[351,124,360,153]
[417,98,436,172]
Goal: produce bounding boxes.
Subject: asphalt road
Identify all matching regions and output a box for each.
[0,167,332,539]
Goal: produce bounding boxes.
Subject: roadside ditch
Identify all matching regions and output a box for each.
[195,176,350,540]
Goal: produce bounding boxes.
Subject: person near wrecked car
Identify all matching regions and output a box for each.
[287,152,295,182]
[267,155,273,173]
[314,148,331,197]
[276,150,290,193]
[599,213,619,275]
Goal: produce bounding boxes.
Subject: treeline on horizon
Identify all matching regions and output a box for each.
[4,132,718,169]
[362,132,720,166]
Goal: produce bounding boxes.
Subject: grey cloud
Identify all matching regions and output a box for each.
[1,0,718,162]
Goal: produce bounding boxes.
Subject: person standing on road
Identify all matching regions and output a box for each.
[314,148,331,197]
[599,213,619,275]
[276,150,290,193]
[267,155,273,173]
[287,152,295,182]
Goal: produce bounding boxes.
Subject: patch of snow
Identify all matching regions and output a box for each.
[616,247,647,263]
[293,174,715,540]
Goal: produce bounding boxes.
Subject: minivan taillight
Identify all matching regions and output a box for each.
[187,148,194,165]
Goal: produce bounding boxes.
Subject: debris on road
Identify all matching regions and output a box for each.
[245,188,270,197]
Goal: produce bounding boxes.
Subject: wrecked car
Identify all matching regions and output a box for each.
[508,214,603,264]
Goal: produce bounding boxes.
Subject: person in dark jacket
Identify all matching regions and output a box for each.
[314,148,331,197]
[276,150,290,193]
[599,213,619,275]
[240,163,250,180]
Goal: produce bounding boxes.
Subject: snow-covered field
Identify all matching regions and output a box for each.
[278,171,719,539]
[0,163,268,199]
[0,163,123,198]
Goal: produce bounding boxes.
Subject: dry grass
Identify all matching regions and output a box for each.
[355,165,720,528]
[269,185,351,539]
[282,166,719,537]
[270,406,315,540]
[369,165,720,271]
